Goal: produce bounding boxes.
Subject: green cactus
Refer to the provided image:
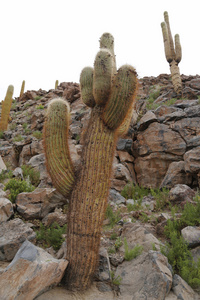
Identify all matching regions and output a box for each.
[44,32,138,290]
[0,85,14,131]
[55,80,59,89]
[161,11,182,96]
[20,80,25,98]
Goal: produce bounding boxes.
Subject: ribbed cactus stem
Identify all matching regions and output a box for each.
[93,49,113,105]
[103,65,137,130]
[100,32,117,74]
[65,106,116,290]
[175,34,182,63]
[43,98,75,197]
[80,67,95,108]
[20,80,25,98]
[0,85,14,131]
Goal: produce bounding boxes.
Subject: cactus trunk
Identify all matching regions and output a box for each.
[170,60,182,95]
[64,106,116,290]
[0,85,14,131]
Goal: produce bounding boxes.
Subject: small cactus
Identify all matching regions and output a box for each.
[20,80,25,98]
[44,32,138,290]
[55,80,59,89]
[161,11,182,96]
[0,85,14,131]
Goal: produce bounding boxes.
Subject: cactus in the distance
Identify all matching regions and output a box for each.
[44,33,138,290]
[161,11,182,96]
[55,80,59,89]
[0,85,14,131]
[20,80,25,98]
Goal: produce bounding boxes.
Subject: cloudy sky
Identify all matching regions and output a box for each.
[0,0,199,101]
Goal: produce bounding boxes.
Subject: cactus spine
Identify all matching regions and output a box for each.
[20,80,25,97]
[0,85,14,131]
[161,11,182,96]
[44,32,138,290]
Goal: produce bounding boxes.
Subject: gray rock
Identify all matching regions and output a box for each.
[115,250,172,300]
[137,111,157,131]
[172,274,199,300]
[0,155,6,173]
[184,146,200,174]
[13,167,23,179]
[169,184,195,204]
[109,189,126,205]
[16,188,67,220]
[119,222,162,253]
[181,226,200,247]
[0,198,13,223]
[0,240,68,300]
[184,105,200,118]
[0,218,36,261]
[160,161,192,189]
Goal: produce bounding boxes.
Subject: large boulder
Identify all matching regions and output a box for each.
[115,251,172,300]
[0,240,68,300]
[16,188,67,220]
[0,197,13,223]
[0,218,36,261]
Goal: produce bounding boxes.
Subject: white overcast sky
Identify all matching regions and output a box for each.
[0,0,199,101]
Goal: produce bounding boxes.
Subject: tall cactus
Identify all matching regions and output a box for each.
[20,80,25,98]
[55,80,59,89]
[44,32,138,290]
[161,11,182,96]
[0,85,14,131]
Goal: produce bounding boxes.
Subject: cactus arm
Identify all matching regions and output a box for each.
[80,67,96,108]
[93,49,113,106]
[164,11,176,60]
[103,65,138,130]
[100,32,117,73]
[161,22,172,63]
[43,98,75,197]
[175,34,182,63]
[169,60,182,96]
[20,80,25,98]
[0,85,14,131]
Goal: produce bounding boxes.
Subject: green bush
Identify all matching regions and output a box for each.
[124,237,143,261]
[110,270,122,286]
[36,222,67,250]
[121,183,149,200]
[36,104,44,109]
[0,170,13,183]
[161,197,200,288]
[21,165,40,186]
[4,178,35,202]
[105,204,121,228]
[0,131,3,139]
[32,130,42,140]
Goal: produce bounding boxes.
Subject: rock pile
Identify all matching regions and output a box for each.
[0,74,200,299]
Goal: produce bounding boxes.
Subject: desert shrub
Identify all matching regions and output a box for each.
[36,104,44,109]
[110,270,122,286]
[0,170,13,183]
[32,130,42,139]
[124,237,143,261]
[161,197,200,288]
[36,222,67,250]
[21,165,40,186]
[121,183,149,200]
[105,204,121,228]
[4,178,35,202]
[14,134,24,142]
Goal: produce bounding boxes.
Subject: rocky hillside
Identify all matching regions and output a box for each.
[1,74,200,299]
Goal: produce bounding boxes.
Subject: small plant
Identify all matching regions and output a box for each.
[139,212,150,223]
[105,204,121,228]
[34,96,42,101]
[9,123,17,130]
[36,104,44,109]
[124,237,143,261]
[21,165,40,186]
[121,183,149,200]
[114,237,123,250]
[4,178,35,202]
[127,199,143,212]
[36,222,67,250]
[0,131,4,139]
[14,134,24,142]
[32,130,42,140]
[110,270,122,286]
[150,187,170,211]
[0,170,13,183]
[110,232,118,240]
